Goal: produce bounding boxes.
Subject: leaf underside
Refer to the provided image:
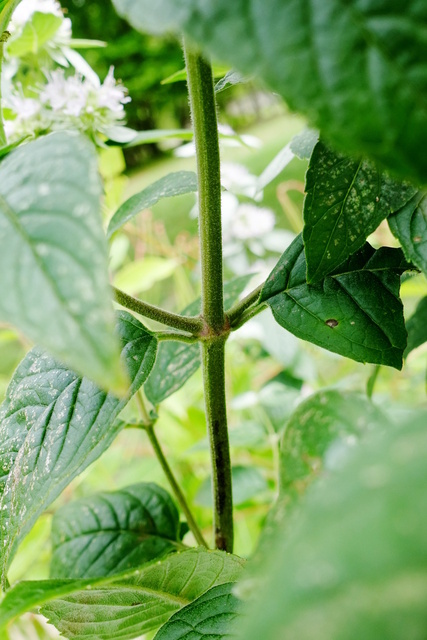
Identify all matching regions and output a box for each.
[261,235,408,369]
[112,0,427,184]
[0,311,157,584]
[50,483,181,579]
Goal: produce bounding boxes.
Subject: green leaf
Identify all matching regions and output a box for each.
[7,11,62,56]
[111,0,427,184]
[0,132,126,392]
[0,311,157,584]
[108,171,198,237]
[153,582,240,640]
[404,296,427,356]
[280,390,386,500]
[261,235,408,369]
[238,411,427,640]
[0,549,244,638]
[50,483,182,579]
[388,192,427,275]
[196,466,268,508]
[303,141,416,283]
[215,70,247,94]
[289,129,318,161]
[145,276,252,405]
[117,129,194,148]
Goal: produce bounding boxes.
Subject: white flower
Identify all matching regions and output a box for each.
[40,70,88,116]
[97,68,131,113]
[231,203,276,240]
[10,0,63,29]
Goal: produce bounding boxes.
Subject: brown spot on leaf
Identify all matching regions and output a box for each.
[413,236,422,243]
[325,319,339,328]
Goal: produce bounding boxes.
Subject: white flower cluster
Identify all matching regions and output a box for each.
[4,68,131,142]
[2,0,131,144]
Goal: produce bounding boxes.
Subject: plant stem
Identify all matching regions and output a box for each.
[114,286,202,334]
[231,301,268,330]
[155,331,199,344]
[367,364,381,399]
[184,39,224,333]
[184,39,234,552]
[0,42,7,147]
[135,392,208,548]
[227,283,263,325]
[201,338,234,551]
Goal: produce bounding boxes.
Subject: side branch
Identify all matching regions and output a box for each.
[113,286,202,334]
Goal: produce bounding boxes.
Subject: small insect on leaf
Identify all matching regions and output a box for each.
[326,319,339,328]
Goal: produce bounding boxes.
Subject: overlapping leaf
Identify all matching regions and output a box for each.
[388,192,427,275]
[303,141,416,282]
[404,296,427,356]
[154,582,240,640]
[280,390,385,500]
[51,483,182,579]
[0,311,157,585]
[145,276,252,405]
[112,0,427,184]
[239,411,427,640]
[261,235,409,369]
[0,132,126,392]
[107,171,198,238]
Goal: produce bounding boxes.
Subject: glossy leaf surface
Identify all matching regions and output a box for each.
[0,549,244,637]
[0,312,157,584]
[239,412,427,640]
[112,0,427,184]
[108,171,198,237]
[145,276,252,405]
[280,390,385,499]
[303,141,415,282]
[50,483,181,579]
[154,582,240,640]
[261,235,408,369]
[388,192,427,276]
[0,132,125,392]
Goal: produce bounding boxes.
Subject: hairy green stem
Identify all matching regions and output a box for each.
[231,301,268,330]
[184,40,233,552]
[114,286,202,334]
[155,331,199,344]
[135,393,208,548]
[184,40,224,333]
[227,283,263,325]
[201,338,233,551]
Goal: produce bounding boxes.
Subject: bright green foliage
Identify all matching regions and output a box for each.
[239,412,427,640]
[0,132,126,392]
[405,296,427,356]
[389,192,427,276]
[261,236,408,369]
[7,11,62,56]
[0,549,244,636]
[154,582,240,640]
[43,549,244,640]
[0,312,157,585]
[145,276,252,404]
[50,483,182,579]
[108,171,198,238]
[112,0,427,184]
[280,390,386,499]
[303,141,416,283]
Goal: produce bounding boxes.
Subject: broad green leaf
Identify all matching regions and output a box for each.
[0,311,157,584]
[238,411,427,640]
[145,276,252,405]
[50,483,182,579]
[280,390,385,499]
[112,0,427,184]
[154,582,240,640]
[303,141,416,283]
[261,235,408,369]
[0,550,243,636]
[388,192,427,276]
[405,296,427,356]
[289,129,318,161]
[196,466,268,508]
[119,129,194,148]
[7,11,62,56]
[215,70,247,94]
[0,132,126,392]
[108,171,197,237]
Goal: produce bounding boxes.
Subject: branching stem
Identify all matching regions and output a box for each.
[226,283,263,325]
[184,39,234,552]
